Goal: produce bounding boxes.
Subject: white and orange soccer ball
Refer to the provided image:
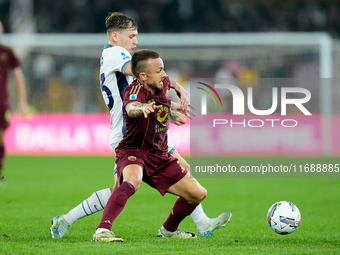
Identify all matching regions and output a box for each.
[267,201,301,235]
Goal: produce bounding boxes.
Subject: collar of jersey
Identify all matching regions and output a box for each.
[103,44,112,49]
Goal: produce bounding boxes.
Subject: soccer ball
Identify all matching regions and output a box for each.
[267,201,301,235]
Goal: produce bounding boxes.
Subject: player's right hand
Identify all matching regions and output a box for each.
[142,101,163,118]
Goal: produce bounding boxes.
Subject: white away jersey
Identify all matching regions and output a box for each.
[100,45,134,146]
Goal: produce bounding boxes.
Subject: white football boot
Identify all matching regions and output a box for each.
[198,212,232,237]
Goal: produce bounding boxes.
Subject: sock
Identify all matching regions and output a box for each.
[97,181,135,231]
[65,188,111,225]
[163,197,198,232]
[0,145,4,178]
[190,203,210,230]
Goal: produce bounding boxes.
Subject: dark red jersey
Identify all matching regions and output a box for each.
[0,44,20,107]
[117,76,172,153]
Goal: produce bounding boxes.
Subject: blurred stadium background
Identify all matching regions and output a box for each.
[1,0,340,156]
[2,3,339,254]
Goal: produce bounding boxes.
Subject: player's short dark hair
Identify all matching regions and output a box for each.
[105,12,138,34]
[131,50,160,78]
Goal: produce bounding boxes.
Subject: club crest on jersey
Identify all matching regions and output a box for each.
[129,94,137,100]
[121,52,130,60]
[157,106,169,122]
[128,156,137,161]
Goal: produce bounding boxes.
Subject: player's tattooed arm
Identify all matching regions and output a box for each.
[126,101,163,118]
[169,109,186,126]
[126,101,144,118]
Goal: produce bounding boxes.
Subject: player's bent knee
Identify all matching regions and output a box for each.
[122,165,143,191]
[194,187,207,204]
[186,187,207,204]
[202,187,207,200]
[124,176,142,191]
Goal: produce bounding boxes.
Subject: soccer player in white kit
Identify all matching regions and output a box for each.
[50,12,231,240]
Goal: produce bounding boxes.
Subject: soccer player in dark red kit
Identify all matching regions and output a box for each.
[92,49,209,241]
[0,21,27,184]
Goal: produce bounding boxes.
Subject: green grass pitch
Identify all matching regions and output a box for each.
[0,156,339,254]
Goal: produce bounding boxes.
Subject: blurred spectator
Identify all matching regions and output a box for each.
[0,0,340,37]
[46,77,74,112]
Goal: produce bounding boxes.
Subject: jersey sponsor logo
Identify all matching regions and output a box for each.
[129,94,137,100]
[128,155,137,161]
[155,123,168,133]
[121,52,130,60]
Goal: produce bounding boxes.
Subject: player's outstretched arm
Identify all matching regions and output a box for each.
[170,80,194,118]
[170,80,187,106]
[126,101,162,118]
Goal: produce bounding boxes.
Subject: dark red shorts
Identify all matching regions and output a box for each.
[116,148,188,195]
[0,105,10,129]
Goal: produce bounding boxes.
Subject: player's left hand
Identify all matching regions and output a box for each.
[170,80,192,116]
[181,103,195,119]
[172,102,195,119]
[176,88,189,111]
[170,112,187,126]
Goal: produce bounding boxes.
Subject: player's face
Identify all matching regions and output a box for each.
[116,27,138,54]
[145,58,167,92]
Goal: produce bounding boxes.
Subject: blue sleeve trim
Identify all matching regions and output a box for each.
[121,60,131,73]
[168,147,176,154]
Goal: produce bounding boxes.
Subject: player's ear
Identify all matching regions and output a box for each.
[139,72,147,81]
[111,31,118,42]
